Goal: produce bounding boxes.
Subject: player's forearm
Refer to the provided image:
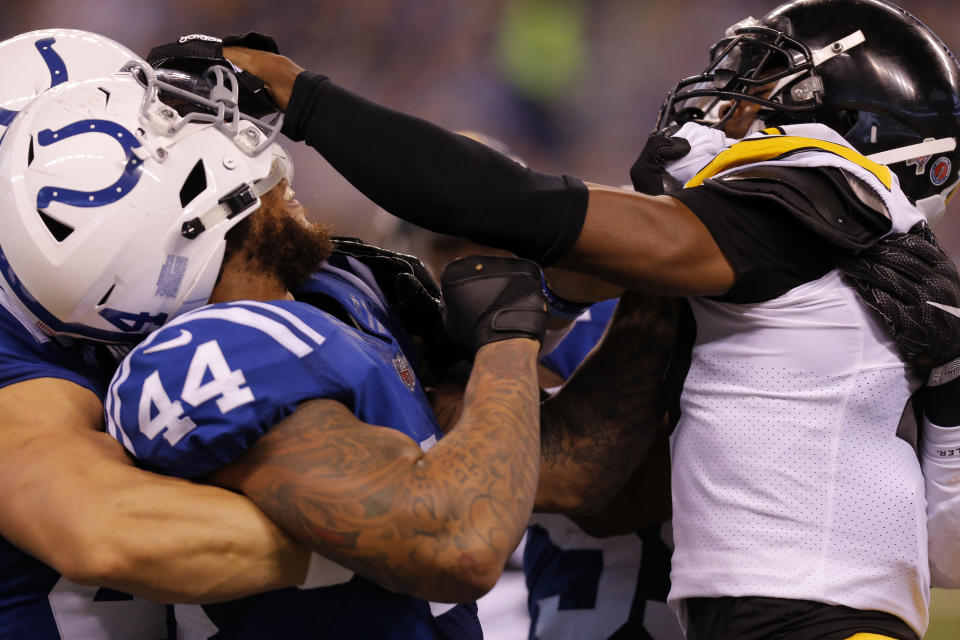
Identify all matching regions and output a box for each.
[554,185,737,296]
[0,379,309,602]
[212,339,540,602]
[276,69,587,266]
[921,367,960,587]
[410,338,542,596]
[88,460,311,602]
[535,293,677,515]
[15,431,309,603]
[568,431,672,537]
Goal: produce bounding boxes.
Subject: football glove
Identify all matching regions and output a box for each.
[145,32,280,117]
[629,133,691,195]
[441,255,548,354]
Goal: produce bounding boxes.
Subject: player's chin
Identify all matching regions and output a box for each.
[285,202,311,226]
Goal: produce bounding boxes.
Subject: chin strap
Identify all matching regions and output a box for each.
[180,158,286,239]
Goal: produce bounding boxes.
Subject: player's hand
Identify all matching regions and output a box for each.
[441,255,548,354]
[147,32,280,65]
[147,33,284,116]
[223,47,303,111]
[629,133,691,195]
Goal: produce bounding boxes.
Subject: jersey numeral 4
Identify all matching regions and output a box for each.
[138,339,254,445]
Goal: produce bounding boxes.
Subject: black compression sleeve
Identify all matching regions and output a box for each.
[282,71,589,265]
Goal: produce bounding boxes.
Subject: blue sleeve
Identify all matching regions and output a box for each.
[0,304,104,397]
[540,299,618,380]
[105,302,346,478]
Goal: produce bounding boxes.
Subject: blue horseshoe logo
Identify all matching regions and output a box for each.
[36,119,143,208]
[0,38,67,140]
[35,37,68,88]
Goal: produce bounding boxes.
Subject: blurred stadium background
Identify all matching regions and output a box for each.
[0,0,957,636]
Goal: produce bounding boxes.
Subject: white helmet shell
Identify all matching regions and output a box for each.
[0,29,143,138]
[0,65,286,342]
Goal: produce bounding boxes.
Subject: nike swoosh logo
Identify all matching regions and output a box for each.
[143,329,193,354]
[927,301,960,320]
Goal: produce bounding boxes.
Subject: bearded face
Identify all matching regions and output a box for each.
[222,181,334,292]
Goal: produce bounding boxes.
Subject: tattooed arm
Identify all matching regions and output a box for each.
[208,338,540,603]
[534,292,678,516]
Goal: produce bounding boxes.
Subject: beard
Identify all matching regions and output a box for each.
[223,202,334,292]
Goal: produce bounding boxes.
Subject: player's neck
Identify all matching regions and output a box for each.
[208,259,293,304]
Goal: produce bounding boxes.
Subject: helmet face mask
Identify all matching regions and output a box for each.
[657,0,960,219]
[0,62,290,343]
[126,61,283,156]
[660,19,817,134]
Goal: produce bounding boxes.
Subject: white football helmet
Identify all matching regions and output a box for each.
[0,61,289,342]
[0,29,143,139]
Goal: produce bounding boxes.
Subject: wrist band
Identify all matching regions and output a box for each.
[541,274,591,319]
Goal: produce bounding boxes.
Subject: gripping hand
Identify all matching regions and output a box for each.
[441,255,548,354]
[146,32,281,117]
[629,133,691,195]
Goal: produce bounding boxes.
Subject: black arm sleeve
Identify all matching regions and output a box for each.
[282,71,589,265]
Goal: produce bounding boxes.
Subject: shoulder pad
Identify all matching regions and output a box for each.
[705,165,891,250]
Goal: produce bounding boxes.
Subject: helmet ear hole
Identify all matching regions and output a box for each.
[179,159,207,207]
[27,136,34,166]
[37,210,73,242]
[96,284,115,307]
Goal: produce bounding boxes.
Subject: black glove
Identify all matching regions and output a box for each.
[145,32,280,117]
[838,222,960,369]
[629,133,691,195]
[441,255,548,354]
[330,237,469,379]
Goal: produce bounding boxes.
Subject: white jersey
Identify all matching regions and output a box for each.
[665,123,930,637]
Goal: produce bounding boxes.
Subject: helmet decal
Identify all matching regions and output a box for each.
[99,307,169,333]
[0,38,68,136]
[931,157,952,186]
[907,154,932,176]
[156,255,189,299]
[0,108,16,128]
[34,37,68,88]
[35,119,143,208]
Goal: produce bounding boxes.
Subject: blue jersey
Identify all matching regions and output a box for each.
[540,299,617,380]
[526,300,683,640]
[0,295,174,640]
[105,261,481,640]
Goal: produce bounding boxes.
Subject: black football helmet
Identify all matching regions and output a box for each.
[656,0,960,221]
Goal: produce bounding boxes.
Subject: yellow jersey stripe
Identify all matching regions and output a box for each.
[685,135,893,190]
